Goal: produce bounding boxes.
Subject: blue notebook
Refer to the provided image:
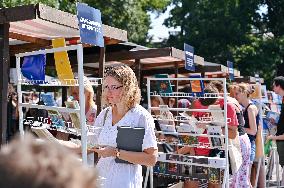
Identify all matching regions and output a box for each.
[115,126,145,164]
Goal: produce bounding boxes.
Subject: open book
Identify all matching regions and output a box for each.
[31,126,60,144]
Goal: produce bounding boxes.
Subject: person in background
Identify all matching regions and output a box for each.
[267,76,284,186]
[222,83,252,188]
[0,133,98,188]
[234,83,259,186]
[91,65,157,188]
[69,77,97,125]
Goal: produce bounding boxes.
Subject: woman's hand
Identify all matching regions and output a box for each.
[93,146,117,158]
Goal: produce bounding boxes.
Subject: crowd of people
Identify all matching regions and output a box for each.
[2,63,284,188]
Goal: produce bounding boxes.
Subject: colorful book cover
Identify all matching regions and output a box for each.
[166,154,180,175]
[155,74,173,94]
[208,168,221,184]
[153,161,167,174]
[192,157,209,179]
[189,75,204,97]
[178,135,199,146]
[52,38,75,85]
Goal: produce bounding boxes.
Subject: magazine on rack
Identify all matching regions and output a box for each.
[166,154,180,176]
[180,155,194,178]
[207,126,223,148]
[155,74,173,94]
[192,157,209,179]
[65,100,81,129]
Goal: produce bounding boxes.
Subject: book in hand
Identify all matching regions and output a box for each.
[115,126,145,164]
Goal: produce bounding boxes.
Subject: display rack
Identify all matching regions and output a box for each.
[16,44,102,165]
[147,77,229,188]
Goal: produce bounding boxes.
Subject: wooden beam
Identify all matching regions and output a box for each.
[9,43,51,55]
[134,59,141,87]
[9,32,51,46]
[141,61,180,69]
[0,23,10,145]
[0,4,36,23]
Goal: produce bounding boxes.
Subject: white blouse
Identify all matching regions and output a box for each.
[94,105,157,188]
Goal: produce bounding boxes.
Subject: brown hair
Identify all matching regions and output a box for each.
[102,65,141,109]
[0,134,98,188]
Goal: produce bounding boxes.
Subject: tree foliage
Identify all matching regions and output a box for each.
[163,0,284,87]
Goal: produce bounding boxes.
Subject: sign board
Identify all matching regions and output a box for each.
[227,61,234,80]
[77,3,104,47]
[184,43,195,71]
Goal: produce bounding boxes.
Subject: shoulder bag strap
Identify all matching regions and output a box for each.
[102,108,110,126]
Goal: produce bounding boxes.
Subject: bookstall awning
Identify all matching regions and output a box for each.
[0,3,128,144]
[82,47,204,69]
[0,4,127,55]
[234,76,264,84]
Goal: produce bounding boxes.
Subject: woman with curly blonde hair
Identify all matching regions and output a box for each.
[92,64,158,188]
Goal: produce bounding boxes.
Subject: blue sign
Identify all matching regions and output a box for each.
[77,3,104,47]
[227,61,234,80]
[184,43,195,71]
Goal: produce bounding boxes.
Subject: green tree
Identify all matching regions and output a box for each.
[164,0,261,64]
[163,0,284,87]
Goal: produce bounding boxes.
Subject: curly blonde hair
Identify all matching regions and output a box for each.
[102,65,141,109]
[235,83,255,97]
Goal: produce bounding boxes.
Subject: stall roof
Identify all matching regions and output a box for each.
[234,76,264,84]
[0,4,128,55]
[83,47,204,69]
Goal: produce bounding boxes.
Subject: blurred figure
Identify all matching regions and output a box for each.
[69,77,97,125]
[0,134,98,188]
[267,76,284,186]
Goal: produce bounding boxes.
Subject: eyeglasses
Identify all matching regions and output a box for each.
[103,85,123,91]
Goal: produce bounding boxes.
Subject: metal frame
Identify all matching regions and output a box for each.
[16,44,89,165]
[146,77,229,188]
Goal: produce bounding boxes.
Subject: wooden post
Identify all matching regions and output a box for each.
[175,62,179,116]
[96,47,105,114]
[0,23,10,145]
[134,59,141,87]
[62,87,67,107]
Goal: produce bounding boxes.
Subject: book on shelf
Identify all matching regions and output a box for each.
[208,168,224,184]
[65,100,81,129]
[207,126,223,148]
[180,155,194,178]
[153,161,167,174]
[189,75,204,97]
[155,74,173,94]
[192,157,209,179]
[166,154,180,175]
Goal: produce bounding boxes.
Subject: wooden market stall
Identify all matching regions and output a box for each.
[0,3,128,144]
